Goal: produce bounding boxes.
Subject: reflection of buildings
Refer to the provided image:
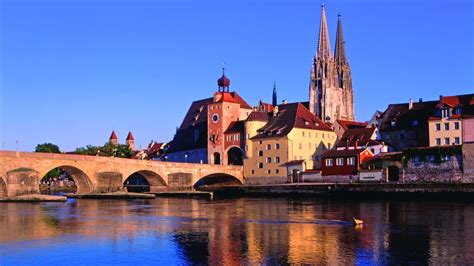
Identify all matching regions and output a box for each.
[2,199,474,264]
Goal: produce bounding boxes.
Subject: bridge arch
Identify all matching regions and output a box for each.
[41,165,93,194]
[123,170,167,192]
[193,173,243,190]
[226,146,244,165]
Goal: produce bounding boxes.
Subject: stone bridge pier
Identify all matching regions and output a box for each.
[0,151,244,197]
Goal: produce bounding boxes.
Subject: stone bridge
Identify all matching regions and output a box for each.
[0,151,243,197]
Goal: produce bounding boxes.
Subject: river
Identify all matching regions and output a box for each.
[0,197,473,265]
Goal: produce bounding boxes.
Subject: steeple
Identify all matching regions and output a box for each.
[272,80,277,107]
[334,14,347,65]
[316,4,331,59]
[109,131,118,145]
[217,63,230,92]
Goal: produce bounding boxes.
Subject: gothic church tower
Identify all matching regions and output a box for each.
[309,5,354,123]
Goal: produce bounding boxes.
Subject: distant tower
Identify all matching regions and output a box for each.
[109,131,118,145]
[272,80,278,106]
[217,64,230,92]
[126,131,135,150]
[309,5,354,123]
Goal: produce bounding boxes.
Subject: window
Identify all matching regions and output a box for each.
[328,143,332,150]
[436,138,441,145]
[267,169,271,174]
[436,123,441,131]
[308,132,311,138]
[267,157,272,163]
[302,131,305,137]
[275,143,280,149]
[455,122,460,130]
[275,156,280,163]
[259,150,263,156]
[276,169,279,174]
[251,170,254,174]
[445,138,450,145]
[336,158,344,166]
[454,137,460,144]
[412,120,418,127]
[441,155,451,162]
[325,158,333,166]
[445,123,449,131]
[259,141,262,144]
[267,144,271,150]
[314,155,320,162]
[322,133,325,139]
[347,157,355,165]
[299,143,302,149]
[258,163,264,168]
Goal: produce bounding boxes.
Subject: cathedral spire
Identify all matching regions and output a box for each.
[334,14,347,65]
[272,80,278,107]
[316,4,331,59]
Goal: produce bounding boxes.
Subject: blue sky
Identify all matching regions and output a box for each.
[1,0,472,152]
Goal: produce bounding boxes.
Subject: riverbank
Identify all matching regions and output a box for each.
[66,192,156,199]
[0,194,67,202]
[211,183,474,199]
[151,191,213,199]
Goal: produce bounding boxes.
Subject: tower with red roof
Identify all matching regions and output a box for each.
[109,131,118,145]
[126,131,135,151]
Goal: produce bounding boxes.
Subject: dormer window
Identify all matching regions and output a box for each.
[442,108,451,119]
[453,107,461,115]
[412,120,418,127]
[391,119,397,127]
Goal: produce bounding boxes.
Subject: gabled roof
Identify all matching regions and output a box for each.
[246,111,269,122]
[251,102,333,140]
[224,121,245,134]
[215,92,252,109]
[379,100,438,132]
[109,131,118,140]
[257,100,274,112]
[335,120,368,131]
[437,94,474,108]
[179,97,213,129]
[336,127,377,148]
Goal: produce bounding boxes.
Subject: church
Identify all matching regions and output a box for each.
[309,4,355,124]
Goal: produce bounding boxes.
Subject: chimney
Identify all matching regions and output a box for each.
[408,99,413,110]
[282,100,287,105]
[419,98,423,103]
[439,95,443,101]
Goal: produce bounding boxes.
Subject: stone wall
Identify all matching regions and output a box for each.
[95,172,124,193]
[245,176,288,185]
[168,173,193,191]
[463,143,474,182]
[321,175,352,183]
[404,155,463,182]
[6,168,40,196]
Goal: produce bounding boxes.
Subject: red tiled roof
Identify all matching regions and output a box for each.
[126,131,134,141]
[336,127,376,148]
[321,148,368,158]
[246,111,269,122]
[224,121,245,134]
[437,94,474,108]
[257,101,274,112]
[230,92,252,109]
[251,102,333,140]
[336,120,368,131]
[180,97,213,129]
[109,131,118,140]
[214,91,252,110]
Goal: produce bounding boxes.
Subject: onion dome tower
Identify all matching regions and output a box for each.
[217,65,230,92]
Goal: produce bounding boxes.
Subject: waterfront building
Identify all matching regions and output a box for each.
[428,94,474,146]
[320,148,373,181]
[464,116,474,143]
[166,68,252,164]
[244,102,337,184]
[335,126,389,155]
[309,5,355,123]
[378,99,437,151]
[333,119,367,140]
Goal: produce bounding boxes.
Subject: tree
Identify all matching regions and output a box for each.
[73,143,134,158]
[35,143,61,153]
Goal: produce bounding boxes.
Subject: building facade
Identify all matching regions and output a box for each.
[244,102,337,184]
[309,5,354,123]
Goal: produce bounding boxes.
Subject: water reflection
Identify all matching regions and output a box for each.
[0,198,473,264]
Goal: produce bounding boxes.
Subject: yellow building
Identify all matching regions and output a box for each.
[244,102,337,184]
[428,94,473,146]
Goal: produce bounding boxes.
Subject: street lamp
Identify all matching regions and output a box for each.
[184,153,188,163]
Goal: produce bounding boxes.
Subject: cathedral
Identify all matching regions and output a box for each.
[309,4,355,123]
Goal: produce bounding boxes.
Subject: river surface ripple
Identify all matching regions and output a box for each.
[0,197,473,265]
